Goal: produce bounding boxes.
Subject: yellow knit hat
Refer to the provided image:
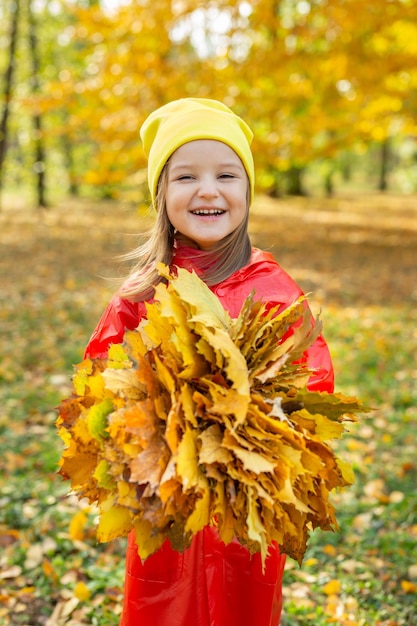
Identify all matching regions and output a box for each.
[140,98,255,207]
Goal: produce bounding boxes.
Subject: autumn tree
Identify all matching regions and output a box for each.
[0,0,20,202]
[37,0,214,199]
[3,0,417,202]
[217,0,417,194]
[27,0,47,207]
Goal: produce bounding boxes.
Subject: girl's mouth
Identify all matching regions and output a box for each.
[191,209,225,216]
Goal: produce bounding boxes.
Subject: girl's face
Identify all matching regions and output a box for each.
[165,139,248,250]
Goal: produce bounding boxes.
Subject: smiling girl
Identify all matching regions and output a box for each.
[84,98,334,626]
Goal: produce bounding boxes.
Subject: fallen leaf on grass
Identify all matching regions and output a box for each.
[324,594,359,624]
[400,580,417,594]
[323,579,342,595]
[0,529,19,548]
[0,565,22,579]
[69,509,89,541]
[74,581,91,601]
[46,597,79,625]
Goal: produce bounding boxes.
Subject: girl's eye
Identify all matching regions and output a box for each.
[177,174,194,181]
[219,173,235,179]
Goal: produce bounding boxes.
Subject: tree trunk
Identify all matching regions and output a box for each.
[286,166,305,196]
[27,0,47,208]
[378,138,390,192]
[325,170,334,197]
[61,131,79,196]
[0,0,21,203]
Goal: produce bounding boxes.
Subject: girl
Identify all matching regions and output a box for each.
[84,98,334,626]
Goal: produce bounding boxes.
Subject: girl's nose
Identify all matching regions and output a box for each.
[197,176,219,197]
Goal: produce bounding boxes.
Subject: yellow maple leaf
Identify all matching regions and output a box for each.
[133,517,166,560]
[401,580,417,594]
[102,368,146,401]
[72,358,94,396]
[336,457,356,485]
[130,435,170,492]
[108,343,131,368]
[185,475,210,534]
[87,398,113,442]
[167,266,230,330]
[59,452,98,490]
[93,459,115,490]
[198,424,232,466]
[69,510,88,541]
[323,579,342,596]
[276,476,311,512]
[246,486,268,565]
[179,383,198,428]
[207,382,250,426]
[152,288,198,373]
[222,431,276,474]
[176,426,200,490]
[197,325,250,421]
[97,505,132,542]
[153,353,176,395]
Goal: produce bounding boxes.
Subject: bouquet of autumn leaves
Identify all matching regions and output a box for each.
[57,266,366,566]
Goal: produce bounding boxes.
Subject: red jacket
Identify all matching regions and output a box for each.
[85,248,334,626]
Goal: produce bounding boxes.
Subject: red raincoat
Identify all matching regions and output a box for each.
[85,247,334,626]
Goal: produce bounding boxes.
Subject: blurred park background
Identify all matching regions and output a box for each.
[1,0,417,625]
[1,0,417,206]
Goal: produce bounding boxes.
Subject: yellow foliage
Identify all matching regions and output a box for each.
[401,580,417,594]
[69,510,89,541]
[97,504,132,542]
[57,266,368,566]
[323,579,342,596]
[74,581,91,602]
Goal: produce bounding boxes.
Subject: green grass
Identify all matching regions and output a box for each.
[281,305,417,625]
[1,197,416,625]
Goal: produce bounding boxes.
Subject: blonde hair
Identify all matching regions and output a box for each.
[119,164,252,302]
